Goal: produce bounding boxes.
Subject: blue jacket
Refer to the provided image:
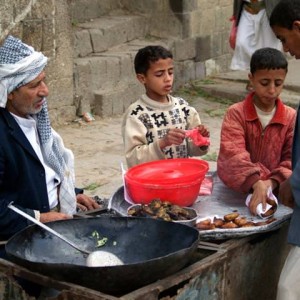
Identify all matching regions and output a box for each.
[0,108,55,240]
[289,106,300,246]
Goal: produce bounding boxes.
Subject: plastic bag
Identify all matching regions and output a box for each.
[229,16,237,50]
[245,187,278,219]
[185,129,210,147]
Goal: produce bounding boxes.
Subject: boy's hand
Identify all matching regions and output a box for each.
[197,125,210,137]
[249,179,276,215]
[159,128,186,149]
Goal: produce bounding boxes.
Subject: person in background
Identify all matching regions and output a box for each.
[217,47,296,216]
[122,45,210,168]
[231,0,282,90]
[270,1,300,299]
[0,36,99,246]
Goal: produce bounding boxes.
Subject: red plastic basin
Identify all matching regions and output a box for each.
[125,158,209,206]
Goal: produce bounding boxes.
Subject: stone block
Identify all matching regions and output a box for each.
[74,58,94,108]
[195,36,211,62]
[195,61,206,80]
[182,0,199,12]
[47,77,74,109]
[205,59,220,77]
[49,105,77,126]
[22,20,43,51]
[30,0,54,19]
[1,2,14,26]
[94,82,143,117]
[118,53,135,83]
[89,56,109,89]
[173,62,186,90]
[104,56,122,88]
[148,13,183,38]
[42,18,55,53]
[188,10,202,37]
[88,28,107,53]
[74,30,93,57]
[122,83,144,109]
[74,94,91,116]
[122,0,168,14]
[70,0,118,22]
[126,16,148,42]
[94,90,113,117]
[211,33,223,57]
[174,38,196,61]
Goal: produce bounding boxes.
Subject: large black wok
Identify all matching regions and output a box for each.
[6,216,199,295]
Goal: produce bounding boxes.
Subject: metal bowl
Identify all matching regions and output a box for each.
[127,204,198,227]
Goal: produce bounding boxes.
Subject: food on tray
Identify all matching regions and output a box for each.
[196,218,216,230]
[261,207,276,218]
[266,198,277,207]
[221,221,239,229]
[127,199,196,222]
[245,188,278,219]
[224,212,240,222]
[212,217,225,227]
[233,217,248,227]
[254,218,276,227]
[196,212,277,231]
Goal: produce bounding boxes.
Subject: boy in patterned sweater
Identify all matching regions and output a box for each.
[122,45,209,168]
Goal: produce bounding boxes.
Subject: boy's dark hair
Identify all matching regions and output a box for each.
[270,0,300,30]
[134,45,173,74]
[250,47,288,74]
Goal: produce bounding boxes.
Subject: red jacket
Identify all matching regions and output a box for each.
[217,93,296,193]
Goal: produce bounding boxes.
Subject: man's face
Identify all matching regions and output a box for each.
[7,71,49,118]
[272,22,300,59]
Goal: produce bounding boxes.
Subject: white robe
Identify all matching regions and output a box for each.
[230,3,282,71]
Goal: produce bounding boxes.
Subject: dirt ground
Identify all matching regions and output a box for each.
[56,92,231,200]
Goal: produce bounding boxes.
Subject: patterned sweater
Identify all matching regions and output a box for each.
[122,94,208,168]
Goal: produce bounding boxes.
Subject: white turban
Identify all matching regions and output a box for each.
[0,35,48,107]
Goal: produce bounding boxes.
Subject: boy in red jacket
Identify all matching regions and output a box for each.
[217,47,296,216]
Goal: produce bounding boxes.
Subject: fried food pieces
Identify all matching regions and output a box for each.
[259,198,278,218]
[196,211,276,230]
[128,199,196,222]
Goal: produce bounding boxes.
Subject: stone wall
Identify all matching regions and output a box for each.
[0,0,75,125]
[0,0,233,124]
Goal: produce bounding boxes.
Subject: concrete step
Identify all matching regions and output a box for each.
[74,37,173,116]
[73,15,148,58]
[72,13,175,117]
[194,77,300,109]
[94,82,144,117]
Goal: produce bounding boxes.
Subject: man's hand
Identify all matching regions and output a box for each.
[76,194,100,211]
[40,211,72,223]
[279,178,294,208]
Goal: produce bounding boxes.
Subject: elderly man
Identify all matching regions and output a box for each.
[0,36,99,244]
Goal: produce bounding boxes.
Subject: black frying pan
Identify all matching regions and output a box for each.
[5,216,199,295]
